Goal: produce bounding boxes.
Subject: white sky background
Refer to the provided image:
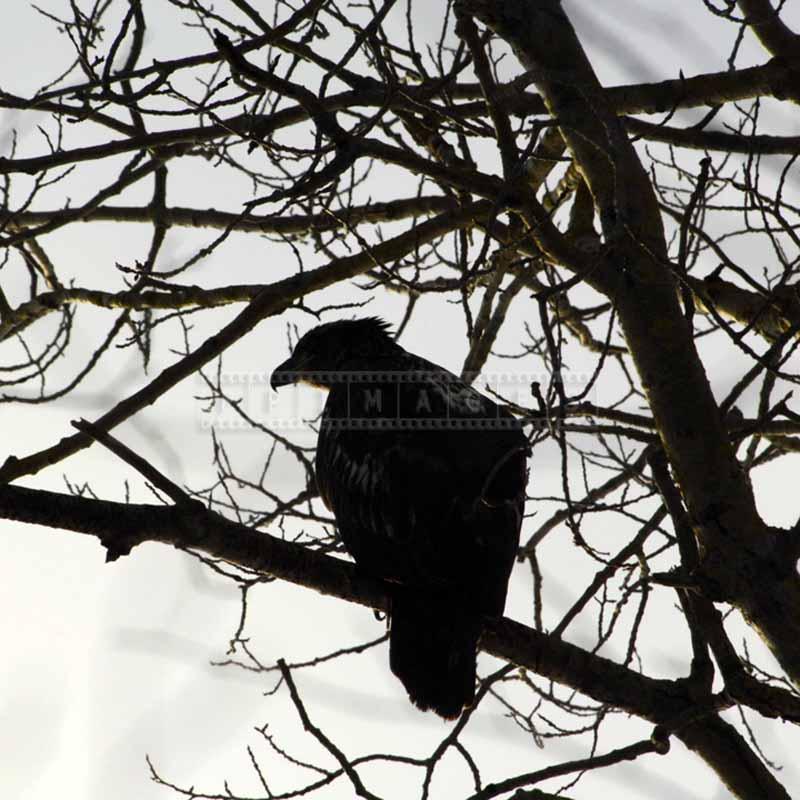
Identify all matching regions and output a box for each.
[1,1,800,798]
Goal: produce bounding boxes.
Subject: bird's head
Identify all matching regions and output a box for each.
[271,317,397,390]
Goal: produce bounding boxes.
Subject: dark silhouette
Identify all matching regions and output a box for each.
[272,318,528,717]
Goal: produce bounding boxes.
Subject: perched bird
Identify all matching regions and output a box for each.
[271,317,528,718]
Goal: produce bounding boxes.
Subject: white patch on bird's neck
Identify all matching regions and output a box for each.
[297,377,332,391]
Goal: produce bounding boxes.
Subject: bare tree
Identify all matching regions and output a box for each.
[2,1,800,797]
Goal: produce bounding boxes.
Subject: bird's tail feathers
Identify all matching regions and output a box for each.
[389,584,481,719]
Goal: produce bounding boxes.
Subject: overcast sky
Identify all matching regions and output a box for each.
[2,2,800,799]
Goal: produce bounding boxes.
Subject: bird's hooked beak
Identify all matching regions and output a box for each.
[272,353,333,391]
[270,356,298,391]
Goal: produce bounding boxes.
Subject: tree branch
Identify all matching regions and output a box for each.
[0,481,790,799]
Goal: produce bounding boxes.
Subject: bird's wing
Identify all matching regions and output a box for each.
[315,368,527,584]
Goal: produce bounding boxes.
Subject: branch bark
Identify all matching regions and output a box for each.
[738,0,800,59]
[457,0,800,717]
[0,481,790,799]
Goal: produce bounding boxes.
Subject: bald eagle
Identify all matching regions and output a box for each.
[271,318,527,718]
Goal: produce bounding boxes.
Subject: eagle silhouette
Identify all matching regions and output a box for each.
[271,318,527,718]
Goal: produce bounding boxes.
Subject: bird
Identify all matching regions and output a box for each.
[271,317,528,718]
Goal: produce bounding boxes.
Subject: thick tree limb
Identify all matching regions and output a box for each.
[738,0,800,59]
[0,481,790,800]
[457,0,800,717]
